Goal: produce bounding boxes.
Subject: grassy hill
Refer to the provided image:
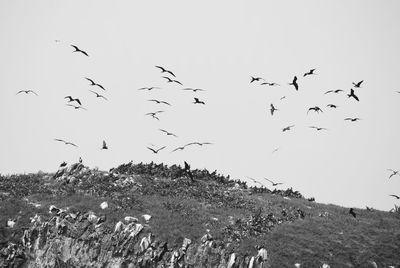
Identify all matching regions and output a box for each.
[1,161,399,267]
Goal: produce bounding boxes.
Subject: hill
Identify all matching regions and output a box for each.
[1,162,399,267]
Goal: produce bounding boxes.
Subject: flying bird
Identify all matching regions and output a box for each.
[159,129,178,137]
[280,96,286,100]
[85,77,106,91]
[344,117,361,122]
[185,142,213,147]
[155,66,176,77]
[389,194,400,199]
[101,140,108,150]
[145,111,164,120]
[270,104,278,116]
[193,98,205,105]
[282,125,295,132]
[261,82,280,86]
[349,208,356,218]
[147,146,166,154]
[89,90,108,100]
[387,169,399,179]
[138,87,160,91]
[307,106,323,114]
[289,76,298,91]
[54,138,78,147]
[352,80,364,88]
[250,76,264,83]
[303,69,316,77]
[309,126,328,131]
[162,76,183,85]
[327,104,337,108]
[324,89,343,94]
[182,88,205,92]
[263,178,284,186]
[66,104,87,110]
[148,99,171,106]
[71,45,89,57]
[347,88,359,101]
[64,96,81,105]
[16,90,38,96]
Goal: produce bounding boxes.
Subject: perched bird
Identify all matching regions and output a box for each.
[309,126,328,131]
[349,208,356,218]
[16,90,38,96]
[162,76,183,85]
[324,89,343,94]
[138,87,160,91]
[64,96,81,105]
[147,146,166,154]
[307,106,323,114]
[71,45,89,57]
[347,88,359,101]
[261,82,280,86]
[389,194,400,199]
[289,76,298,91]
[182,88,205,92]
[155,66,176,77]
[59,162,67,168]
[303,69,316,77]
[387,169,399,179]
[263,178,284,186]
[66,104,87,110]
[270,104,278,116]
[352,80,364,88]
[327,104,337,108]
[185,142,212,147]
[85,77,106,91]
[159,129,178,137]
[101,140,108,150]
[344,117,361,122]
[148,99,171,106]
[184,161,194,182]
[193,98,205,105]
[366,206,374,212]
[282,125,295,132]
[54,138,78,147]
[250,76,264,83]
[79,157,83,163]
[89,90,108,100]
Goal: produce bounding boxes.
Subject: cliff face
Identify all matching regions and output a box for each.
[2,208,268,268]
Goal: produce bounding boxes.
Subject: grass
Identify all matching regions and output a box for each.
[1,162,400,267]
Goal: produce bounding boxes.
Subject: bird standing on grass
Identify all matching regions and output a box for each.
[349,208,356,218]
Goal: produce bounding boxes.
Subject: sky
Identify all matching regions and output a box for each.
[1,0,400,211]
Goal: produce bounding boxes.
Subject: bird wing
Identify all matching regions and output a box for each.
[162,76,172,82]
[85,77,95,85]
[353,94,359,101]
[161,101,171,105]
[156,146,166,152]
[155,66,165,72]
[66,142,78,147]
[147,147,156,153]
[263,178,274,184]
[173,80,183,85]
[324,90,333,94]
[171,147,184,152]
[389,194,400,199]
[28,90,38,95]
[71,45,79,50]
[16,90,25,95]
[96,84,105,91]
[166,70,175,77]
[54,138,65,143]
[80,50,89,56]
[148,99,159,103]
[74,99,82,106]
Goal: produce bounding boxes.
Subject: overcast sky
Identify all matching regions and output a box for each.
[1,0,400,211]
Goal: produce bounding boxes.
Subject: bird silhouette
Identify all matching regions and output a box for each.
[159,129,178,137]
[352,80,364,88]
[387,169,399,179]
[348,88,359,101]
[85,77,106,91]
[349,208,356,218]
[16,90,38,96]
[309,126,328,131]
[59,161,67,168]
[324,89,343,94]
[162,76,183,85]
[270,104,278,116]
[148,99,171,106]
[71,45,89,56]
[327,104,337,108]
[64,96,81,105]
[280,96,286,100]
[263,178,284,186]
[389,194,400,199]
[193,98,205,105]
[101,140,108,150]
[303,69,316,77]
[145,111,164,120]
[147,146,166,154]
[289,76,299,91]
[261,82,280,86]
[184,161,194,182]
[307,106,323,114]
[54,138,78,147]
[66,104,87,110]
[138,87,160,91]
[182,88,205,92]
[282,125,295,132]
[89,90,108,100]
[366,206,374,212]
[155,66,176,77]
[344,117,361,122]
[250,76,264,83]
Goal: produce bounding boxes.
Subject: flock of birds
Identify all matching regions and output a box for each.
[14,42,400,212]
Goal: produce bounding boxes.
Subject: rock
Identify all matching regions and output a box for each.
[124,216,138,223]
[227,252,236,268]
[322,264,330,268]
[7,219,16,228]
[100,201,108,210]
[87,211,98,223]
[294,263,301,268]
[142,214,152,222]
[49,205,60,214]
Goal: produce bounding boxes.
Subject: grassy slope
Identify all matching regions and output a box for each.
[1,162,399,267]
